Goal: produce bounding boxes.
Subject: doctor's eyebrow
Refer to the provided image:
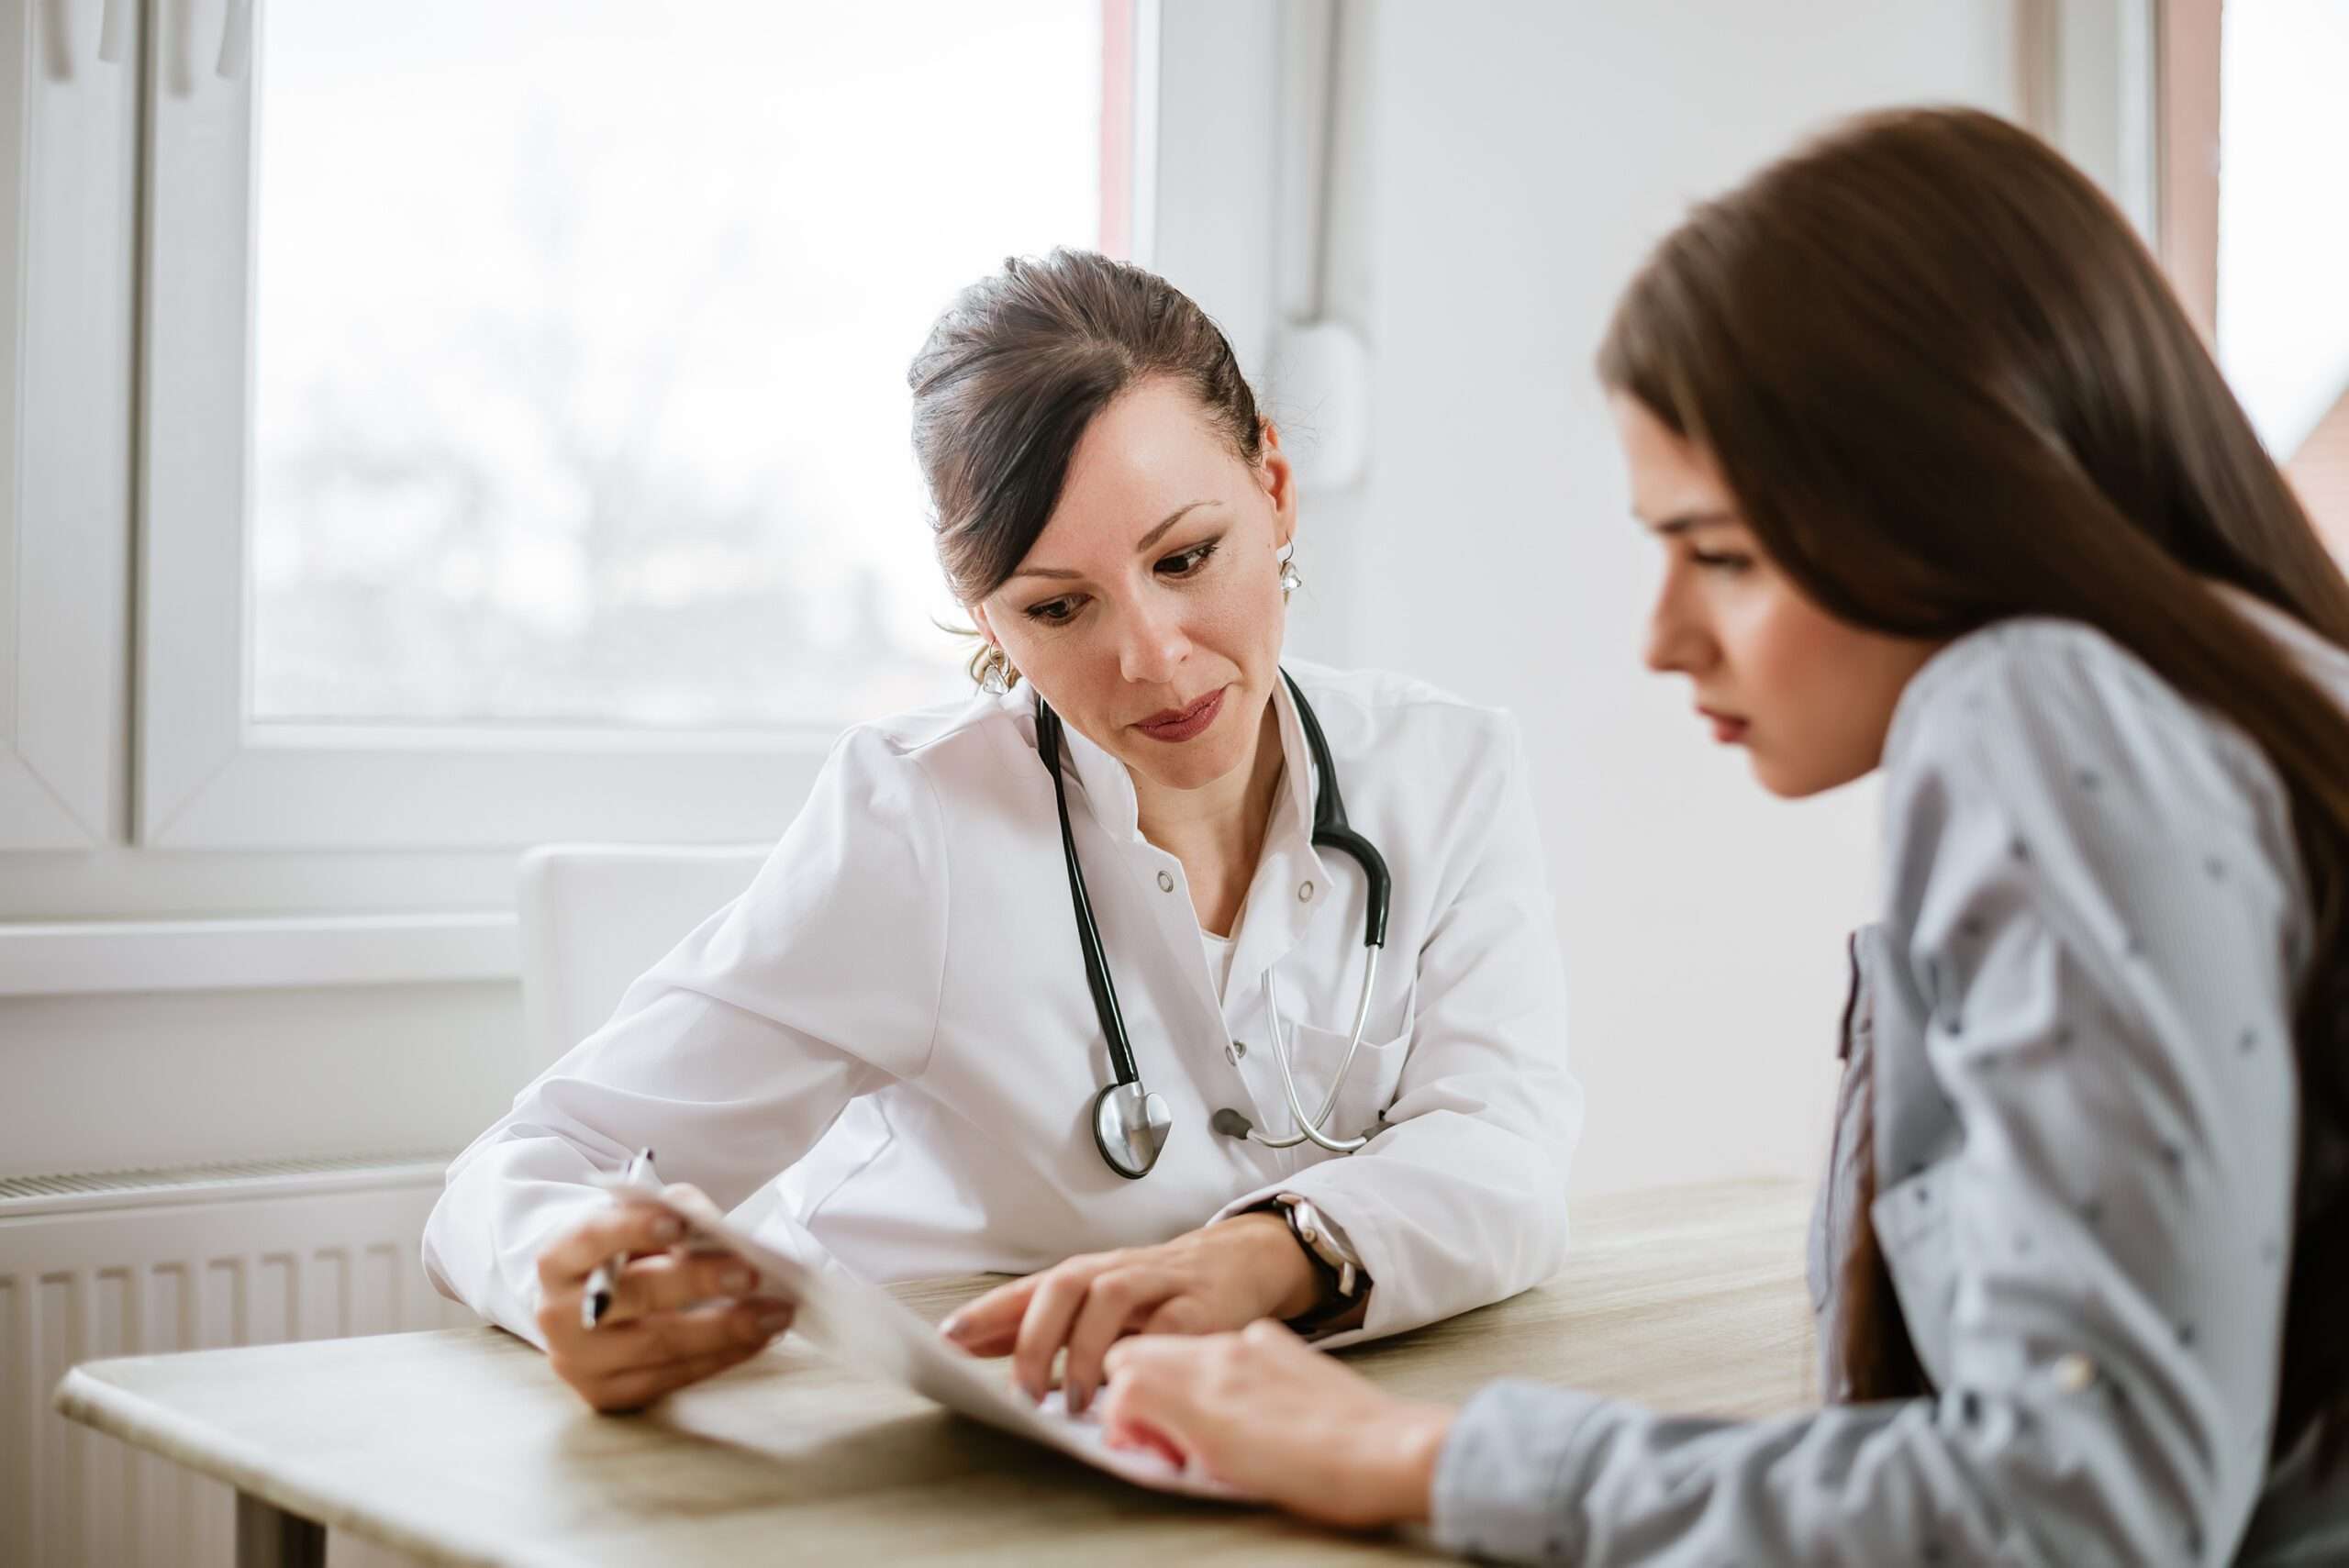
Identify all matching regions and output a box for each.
[1641,508,1741,538]
[1008,500,1224,582]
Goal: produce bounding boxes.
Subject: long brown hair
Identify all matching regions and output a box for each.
[907,249,1264,685]
[1599,106,2349,1465]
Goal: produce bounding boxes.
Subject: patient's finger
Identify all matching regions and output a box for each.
[1097,1345,1208,1460]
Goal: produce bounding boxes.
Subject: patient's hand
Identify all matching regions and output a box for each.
[936,1214,1319,1416]
[534,1186,797,1414]
[1097,1320,1453,1529]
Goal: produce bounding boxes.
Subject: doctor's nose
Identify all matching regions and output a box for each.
[1116,601,1190,685]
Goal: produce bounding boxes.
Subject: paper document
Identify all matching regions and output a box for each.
[594,1174,1241,1499]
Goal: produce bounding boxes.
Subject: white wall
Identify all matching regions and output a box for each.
[1,984,518,1174]
[1309,1,2019,1195]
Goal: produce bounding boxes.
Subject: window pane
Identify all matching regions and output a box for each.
[251,1,1102,728]
[2217,0,2349,549]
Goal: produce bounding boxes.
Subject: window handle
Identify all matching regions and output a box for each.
[39,0,122,79]
[95,0,127,63]
[217,0,254,80]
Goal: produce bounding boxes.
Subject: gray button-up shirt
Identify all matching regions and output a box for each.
[1431,598,2349,1565]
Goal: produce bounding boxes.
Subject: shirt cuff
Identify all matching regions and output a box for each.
[1431,1379,1609,1564]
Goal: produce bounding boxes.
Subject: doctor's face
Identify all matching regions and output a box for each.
[976,377,1297,795]
[1616,395,1942,798]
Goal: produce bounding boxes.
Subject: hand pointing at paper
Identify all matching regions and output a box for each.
[937,1212,1323,1416]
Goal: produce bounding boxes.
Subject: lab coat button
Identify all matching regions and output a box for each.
[1297,881,1315,901]
[1227,1040,1248,1063]
[1157,871,1174,893]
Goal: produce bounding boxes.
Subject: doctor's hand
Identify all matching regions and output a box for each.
[1097,1320,1454,1529]
[533,1192,797,1414]
[937,1214,1320,1416]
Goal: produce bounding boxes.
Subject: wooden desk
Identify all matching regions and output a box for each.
[55,1178,1815,1566]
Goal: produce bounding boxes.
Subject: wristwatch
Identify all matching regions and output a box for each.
[1265,1192,1369,1332]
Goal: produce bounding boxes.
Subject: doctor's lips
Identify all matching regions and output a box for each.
[1697,706,1749,744]
[1133,687,1226,742]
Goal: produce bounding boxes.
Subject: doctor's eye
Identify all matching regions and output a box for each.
[1689,550,1753,574]
[1155,539,1220,578]
[1024,595,1085,626]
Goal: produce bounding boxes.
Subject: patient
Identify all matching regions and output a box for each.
[1089,107,2349,1564]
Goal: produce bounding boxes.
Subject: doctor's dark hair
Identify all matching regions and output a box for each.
[907,249,1265,687]
[1601,106,2349,1469]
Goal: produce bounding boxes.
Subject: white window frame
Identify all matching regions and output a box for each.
[0,0,137,851]
[2012,0,2163,252]
[132,0,1281,851]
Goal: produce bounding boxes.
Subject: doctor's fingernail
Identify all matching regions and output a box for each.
[651,1217,684,1241]
[721,1266,754,1294]
[758,1308,795,1335]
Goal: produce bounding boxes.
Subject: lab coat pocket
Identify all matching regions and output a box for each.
[1270,1020,1412,1144]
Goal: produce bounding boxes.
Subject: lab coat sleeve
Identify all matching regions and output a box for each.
[1211,713,1583,1345]
[1427,631,2299,1566]
[422,726,950,1348]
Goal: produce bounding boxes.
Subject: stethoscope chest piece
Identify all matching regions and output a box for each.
[1094,1081,1173,1179]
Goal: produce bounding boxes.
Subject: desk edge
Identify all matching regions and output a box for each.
[53,1366,523,1568]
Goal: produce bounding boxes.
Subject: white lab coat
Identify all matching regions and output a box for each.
[424,662,1583,1350]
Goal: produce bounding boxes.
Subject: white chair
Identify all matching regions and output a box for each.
[515,843,770,1078]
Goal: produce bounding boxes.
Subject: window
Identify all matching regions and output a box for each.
[2212,0,2349,551]
[250,1,1101,732]
[128,0,1280,849]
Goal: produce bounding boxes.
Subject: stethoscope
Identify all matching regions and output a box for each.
[1035,671,1393,1180]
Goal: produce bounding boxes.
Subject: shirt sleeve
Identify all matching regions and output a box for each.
[1212,713,1584,1345]
[421,726,951,1346]
[1429,629,2303,1566]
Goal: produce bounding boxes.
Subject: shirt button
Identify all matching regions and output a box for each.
[1157,871,1174,893]
[1227,1040,1248,1063]
[1297,881,1315,902]
[2053,1352,2099,1394]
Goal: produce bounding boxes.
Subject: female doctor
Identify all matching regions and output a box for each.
[424,248,1582,1414]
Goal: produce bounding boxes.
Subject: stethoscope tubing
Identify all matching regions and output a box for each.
[1038,669,1393,1173]
[1037,703,1142,1087]
[1247,945,1380,1151]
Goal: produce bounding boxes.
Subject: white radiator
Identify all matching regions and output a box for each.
[0,1155,475,1568]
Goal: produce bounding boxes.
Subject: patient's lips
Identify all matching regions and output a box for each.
[1697,706,1749,745]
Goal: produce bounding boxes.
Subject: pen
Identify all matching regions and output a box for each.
[583,1147,657,1331]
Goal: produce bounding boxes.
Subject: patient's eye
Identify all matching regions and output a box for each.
[1025,595,1085,625]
